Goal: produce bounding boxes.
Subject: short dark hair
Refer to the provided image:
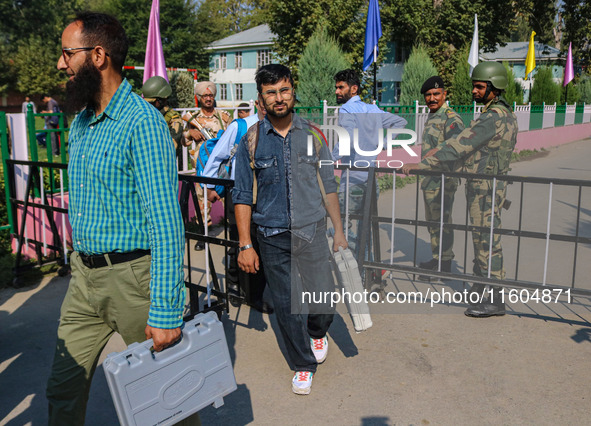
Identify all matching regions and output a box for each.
[334,69,361,89]
[74,11,128,74]
[237,102,250,108]
[255,64,294,94]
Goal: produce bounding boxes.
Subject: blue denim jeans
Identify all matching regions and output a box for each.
[257,221,335,373]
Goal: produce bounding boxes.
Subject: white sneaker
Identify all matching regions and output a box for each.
[310,336,328,363]
[292,371,313,395]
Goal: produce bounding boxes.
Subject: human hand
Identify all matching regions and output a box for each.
[187,128,205,142]
[238,247,259,274]
[207,190,221,203]
[333,231,348,252]
[401,163,420,175]
[144,325,182,352]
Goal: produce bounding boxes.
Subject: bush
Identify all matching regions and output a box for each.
[503,62,524,105]
[579,74,591,103]
[400,45,437,105]
[297,28,349,107]
[450,49,473,105]
[168,71,196,108]
[531,66,561,105]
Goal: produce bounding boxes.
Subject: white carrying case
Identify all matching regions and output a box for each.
[333,246,373,332]
[103,311,237,426]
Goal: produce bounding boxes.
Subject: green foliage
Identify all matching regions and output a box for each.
[450,48,473,105]
[561,0,591,69]
[531,67,560,105]
[297,28,349,107]
[400,45,437,105]
[13,36,65,96]
[377,174,416,191]
[267,0,367,80]
[579,74,591,104]
[168,71,195,108]
[503,62,524,105]
[560,82,580,104]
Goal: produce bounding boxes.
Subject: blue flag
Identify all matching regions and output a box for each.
[363,0,382,71]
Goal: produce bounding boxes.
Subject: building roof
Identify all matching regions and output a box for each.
[480,42,561,62]
[207,24,275,50]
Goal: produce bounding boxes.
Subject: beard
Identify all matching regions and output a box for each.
[336,93,350,105]
[64,58,102,113]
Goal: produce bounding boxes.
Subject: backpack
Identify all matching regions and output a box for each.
[196,118,248,197]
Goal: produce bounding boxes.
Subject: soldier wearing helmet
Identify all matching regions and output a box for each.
[142,76,185,151]
[403,61,518,318]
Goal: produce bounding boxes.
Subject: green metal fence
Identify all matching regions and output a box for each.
[554,104,566,127]
[0,111,13,232]
[529,104,544,130]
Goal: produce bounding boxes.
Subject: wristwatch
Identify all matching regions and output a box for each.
[239,244,253,252]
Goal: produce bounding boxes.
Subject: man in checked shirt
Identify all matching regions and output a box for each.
[46,12,200,425]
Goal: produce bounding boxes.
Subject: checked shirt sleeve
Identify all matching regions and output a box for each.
[131,116,185,329]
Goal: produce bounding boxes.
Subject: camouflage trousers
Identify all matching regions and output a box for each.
[422,181,457,261]
[466,179,507,280]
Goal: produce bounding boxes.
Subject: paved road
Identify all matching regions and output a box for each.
[2,139,591,425]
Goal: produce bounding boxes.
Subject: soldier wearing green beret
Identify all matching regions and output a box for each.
[403,62,518,317]
[418,76,464,280]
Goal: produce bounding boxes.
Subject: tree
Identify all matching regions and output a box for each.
[561,0,591,68]
[450,48,473,105]
[297,28,349,107]
[168,71,195,108]
[531,67,560,105]
[13,36,65,96]
[560,82,580,104]
[399,45,437,105]
[503,62,524,105]
[267,0,367,79]
[579,74,591,104]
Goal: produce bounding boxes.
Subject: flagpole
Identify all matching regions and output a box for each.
[373,46,377,101]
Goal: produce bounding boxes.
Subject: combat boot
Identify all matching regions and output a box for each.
[418,258,451,281]
[464,287,505,317]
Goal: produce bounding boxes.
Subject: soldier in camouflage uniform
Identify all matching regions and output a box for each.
[186,81,231,146]
[403,62,518,317]
[142,76,189,169]
[418,76,465,279]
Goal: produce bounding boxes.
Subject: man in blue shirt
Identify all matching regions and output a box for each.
[333,69,407,256]
[202,101,272,314]
[233,64,347,395]
[46,12,199,425]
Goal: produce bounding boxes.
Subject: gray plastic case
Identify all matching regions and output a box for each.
[103,311,237,426]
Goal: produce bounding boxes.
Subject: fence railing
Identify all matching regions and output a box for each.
[342,166,591,301]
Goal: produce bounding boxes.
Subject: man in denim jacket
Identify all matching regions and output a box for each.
[232,64,347,395]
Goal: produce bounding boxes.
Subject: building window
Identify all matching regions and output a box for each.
[394,82,401,104]
[235,52,242,69]
[220,84,227,101]
[257,49,272,68]
[377,81,383,103]
[235,84,243,100]
[220,53,227,70]
[395,46,408,63]
[214,57,220,70]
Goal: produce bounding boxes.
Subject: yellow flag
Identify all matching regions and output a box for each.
[525,31,536,79]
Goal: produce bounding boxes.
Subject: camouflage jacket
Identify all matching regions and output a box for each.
[419,96,518,178]
[161,106,185,149]
[421,104,464,190]
[191,108,231,138]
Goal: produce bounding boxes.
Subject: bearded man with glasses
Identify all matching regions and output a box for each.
[46,11,200,425]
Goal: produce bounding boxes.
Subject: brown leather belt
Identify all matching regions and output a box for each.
[78,250,150,269]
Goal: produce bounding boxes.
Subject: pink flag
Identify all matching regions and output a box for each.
[143,0,168,83]
[563,42,574,87]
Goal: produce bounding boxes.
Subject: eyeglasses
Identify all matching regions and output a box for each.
[61,47,109,63]
[262,87,293,101]
[200,94,215,99]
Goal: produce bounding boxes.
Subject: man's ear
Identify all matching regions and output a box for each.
[92,45,109,69]
[351,85,359,96]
